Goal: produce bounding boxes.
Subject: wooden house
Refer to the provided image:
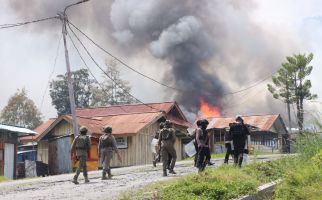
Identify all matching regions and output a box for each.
[0,124,36,179]
[194,114,289,153]
[28,102,190,175]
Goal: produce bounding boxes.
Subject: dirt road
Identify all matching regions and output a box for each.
[0,155,282,200]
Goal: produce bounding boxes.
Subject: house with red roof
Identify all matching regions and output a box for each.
[24,102,190,175]
[198,114,289,153]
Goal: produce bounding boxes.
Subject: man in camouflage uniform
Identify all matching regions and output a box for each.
[71,126,91,184]
[158,120,177,176]
[98,125,122,180]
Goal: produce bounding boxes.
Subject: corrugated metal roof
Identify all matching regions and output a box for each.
[76,102,175,117]
[199,114,280,131]
[64,112,163,136]
[0,124,36,136]
[20,119,56,143]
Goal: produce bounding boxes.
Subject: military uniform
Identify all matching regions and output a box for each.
[158,121,177,176]
[229,118,250,167]
[224,130,233,164]
[196,127,210,172]
[71,126,91,184]
[98,126,120,180]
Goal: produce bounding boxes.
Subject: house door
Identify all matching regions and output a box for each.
[4,143,15,179]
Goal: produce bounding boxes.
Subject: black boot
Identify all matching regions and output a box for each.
[107,169,112,179]
[163,170,167,177]
[102,171,107,180]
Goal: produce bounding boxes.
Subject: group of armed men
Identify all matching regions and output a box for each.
[70,115,250,184]
[152,115,250,175]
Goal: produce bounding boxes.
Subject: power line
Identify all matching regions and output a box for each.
[39,35,62,112]
[66,21,163,113]
[0,16,57,29]
[68,20,277,96]
[66,30,128,113]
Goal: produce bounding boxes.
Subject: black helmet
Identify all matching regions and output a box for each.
[79,126,88,134]
[196,119,202,127]
[164,120,172,127]
[103,125,112,133]
[200,119,209,126]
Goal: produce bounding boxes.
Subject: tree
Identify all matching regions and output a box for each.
[287,53,317,132]
[268,53,317,133]
[0,88,43,129]
[91,60,135,107]
[268,62,294,130]
[49,69,93,116]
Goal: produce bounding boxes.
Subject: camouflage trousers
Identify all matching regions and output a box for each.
[101,149,113,172]
[74,155,88,180]
[161,145,177,171]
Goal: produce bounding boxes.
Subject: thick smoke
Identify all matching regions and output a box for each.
[8,0,296,120]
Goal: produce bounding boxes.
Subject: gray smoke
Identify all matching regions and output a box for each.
[8,0,296,119]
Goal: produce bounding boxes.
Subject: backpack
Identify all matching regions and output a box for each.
[229,123,244,138]
[76,135,89,149]
[161,128,173,141]
[100,135,114,148]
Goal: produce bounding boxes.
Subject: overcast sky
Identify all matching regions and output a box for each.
[0,0,321,124]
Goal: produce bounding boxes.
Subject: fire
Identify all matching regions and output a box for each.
[199,97,221,117]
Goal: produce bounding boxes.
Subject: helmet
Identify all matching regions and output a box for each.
[235,115,243,122]
[79,126,88,134]
[201,119,209,126]
[103,125,112,133]
[164,120,172,127]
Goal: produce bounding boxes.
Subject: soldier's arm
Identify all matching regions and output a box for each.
[70,136,78,151]
[97,137,101,157]
[158,131,162,147]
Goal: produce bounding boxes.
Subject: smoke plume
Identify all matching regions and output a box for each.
[8,0,296,119]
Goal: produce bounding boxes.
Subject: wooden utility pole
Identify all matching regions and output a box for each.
[58,0,90,137]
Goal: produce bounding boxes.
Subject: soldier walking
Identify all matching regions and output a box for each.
[152,122,164,167]
[229,115,250,167]
[98,125,122,180]
[195,119,210,172]
[71,126,91,184]
[158,120,177,176]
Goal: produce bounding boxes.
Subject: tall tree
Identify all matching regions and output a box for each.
[287,53,317,132]
[267,62,294,130]
[49,69,93,116]
[268,53,317,133]
[0,88,43,129]
[91,60,135,107]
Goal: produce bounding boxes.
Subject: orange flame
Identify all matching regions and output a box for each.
[199,97,221,117]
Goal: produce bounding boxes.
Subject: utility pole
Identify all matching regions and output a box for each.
[58,0,90,137]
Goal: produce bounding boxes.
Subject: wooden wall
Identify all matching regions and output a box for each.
[37,141,48,164]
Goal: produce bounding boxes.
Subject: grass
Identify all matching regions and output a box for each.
[120,156,295,200]
[0,176,7,182]
[273,133,322,200]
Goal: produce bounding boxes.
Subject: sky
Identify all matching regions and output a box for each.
[0,0,321,126]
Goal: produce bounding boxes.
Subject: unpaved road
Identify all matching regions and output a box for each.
[0,154,283,200]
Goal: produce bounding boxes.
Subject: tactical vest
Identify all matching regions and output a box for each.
[161,128,173,141]
[100,135,114,148]
[198,129,209,145]
[230,123,246,139]
[75,135,89,150]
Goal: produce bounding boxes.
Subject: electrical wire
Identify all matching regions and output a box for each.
[39,35,62,111]
[66,31,129,113]
[66,22,163,113]
[0,16,57,29]
[68,20,277,96]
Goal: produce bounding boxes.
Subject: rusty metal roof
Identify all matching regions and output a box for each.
[65,112,163,136]
[76,102,176,117]
[197,114,281,131]
[20,119,56,143]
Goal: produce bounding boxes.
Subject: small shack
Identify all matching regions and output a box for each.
[194,114,289,153]
[31,102,190,175]
[0,124,36,179]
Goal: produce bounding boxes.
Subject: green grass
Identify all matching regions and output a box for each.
[273,133,322,200]
[120,156,295,200]
[0,176,7,182]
